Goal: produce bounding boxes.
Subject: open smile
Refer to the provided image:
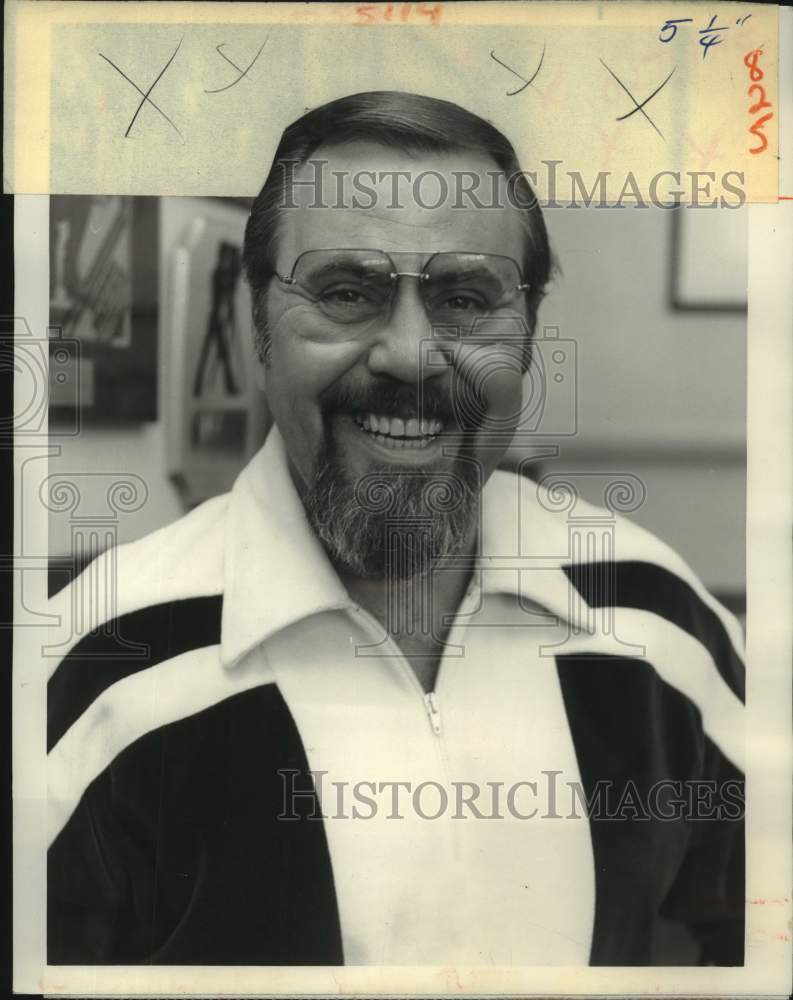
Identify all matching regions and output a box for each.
[352,412,445,450]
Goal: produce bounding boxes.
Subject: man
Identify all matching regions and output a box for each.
[47,91,745,967]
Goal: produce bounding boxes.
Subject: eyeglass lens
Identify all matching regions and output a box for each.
[290,250,525,330]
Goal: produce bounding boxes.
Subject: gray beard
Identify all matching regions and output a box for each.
[301,438,481,580]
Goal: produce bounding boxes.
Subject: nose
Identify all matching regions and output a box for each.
[365,278,451,384]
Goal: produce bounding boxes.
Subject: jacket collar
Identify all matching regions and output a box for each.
[221,428,581,669]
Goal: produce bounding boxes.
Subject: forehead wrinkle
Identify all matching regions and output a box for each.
[292,207,521,249]
[279,142,530,267]
[284,193,526,270]
[293,202,477,232]
[287,215,470,268]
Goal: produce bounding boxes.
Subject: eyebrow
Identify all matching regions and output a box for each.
[428,263,502,283]
[296,251,516,285]
[300,254,388,281]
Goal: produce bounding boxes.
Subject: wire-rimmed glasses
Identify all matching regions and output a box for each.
[268,249,530,335]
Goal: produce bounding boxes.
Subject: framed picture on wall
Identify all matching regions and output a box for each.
[48,195,158,423]
[669,207,748,312]
[163,197,270,509]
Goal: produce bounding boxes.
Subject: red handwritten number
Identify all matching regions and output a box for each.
[355,2,441,24]
[749,114,773,155]
[417,3,442,22]
[743,49,764,81]
[355,5,378,24]
[743,49,773,155]
[747,84,772,115]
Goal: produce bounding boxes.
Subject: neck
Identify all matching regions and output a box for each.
[337,529,477,646]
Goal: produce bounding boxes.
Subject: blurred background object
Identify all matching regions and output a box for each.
[49,196,157,422]
[161,197,270,509]
[48,198,746,620]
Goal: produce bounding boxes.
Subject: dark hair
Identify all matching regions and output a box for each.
[242,90,553,363]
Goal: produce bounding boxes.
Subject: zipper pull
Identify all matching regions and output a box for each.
[424,691,442,736]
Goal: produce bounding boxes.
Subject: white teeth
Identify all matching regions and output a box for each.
[370,432,427,450]
[355,412,444,443]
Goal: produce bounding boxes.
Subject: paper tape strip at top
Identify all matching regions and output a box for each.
[6,1,779,200]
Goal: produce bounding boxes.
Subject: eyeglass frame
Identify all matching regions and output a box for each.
[267,247,531,302]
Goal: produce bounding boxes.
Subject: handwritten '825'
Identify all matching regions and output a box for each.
[743,49,773,155]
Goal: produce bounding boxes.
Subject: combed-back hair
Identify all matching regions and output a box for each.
[242,90,554,363]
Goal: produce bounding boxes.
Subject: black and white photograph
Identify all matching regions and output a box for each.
[8,2,792,997]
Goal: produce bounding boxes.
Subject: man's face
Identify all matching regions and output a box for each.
[263,142,530,577]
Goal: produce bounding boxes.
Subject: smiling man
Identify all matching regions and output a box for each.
[246,123,546,689]
[47,92,745,968]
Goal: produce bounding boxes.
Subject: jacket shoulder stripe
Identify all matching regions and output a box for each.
[555,607,745,771]
[522,474,745,659]
[47,643,277,848]
[47,595,223,752]
[46,494,229,672]
[563,560,745,703]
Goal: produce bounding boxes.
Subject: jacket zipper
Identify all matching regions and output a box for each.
[424,690,442,736]
[350,586,477,864]
[350,577,481,757]
[349,604,449,756]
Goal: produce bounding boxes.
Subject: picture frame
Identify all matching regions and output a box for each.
[162,196,271,509]
[48,195,159,423]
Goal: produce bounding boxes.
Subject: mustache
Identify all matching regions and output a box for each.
[320,377,482,424]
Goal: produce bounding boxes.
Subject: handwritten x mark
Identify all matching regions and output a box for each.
[490,44,546,96]
[99,40,183,138]
[599,59,675,141]
[204,38,269,94]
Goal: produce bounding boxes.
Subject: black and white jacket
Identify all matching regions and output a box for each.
[48,429,745,966]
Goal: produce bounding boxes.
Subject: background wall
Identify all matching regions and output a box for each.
[49,199,746,604]
[517,204,746,600]
[48,421,183,549]
[49,200,187,555]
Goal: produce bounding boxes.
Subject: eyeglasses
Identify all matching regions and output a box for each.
[268,249,530,334]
